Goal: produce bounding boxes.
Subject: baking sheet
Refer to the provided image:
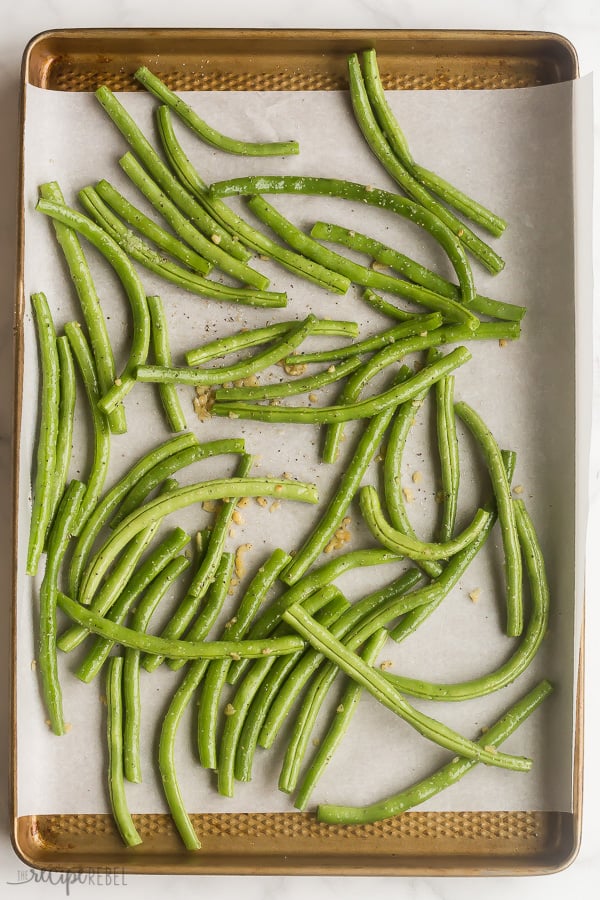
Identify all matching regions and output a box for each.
[17,77,592,819]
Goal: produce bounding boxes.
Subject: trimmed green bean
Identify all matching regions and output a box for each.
[246,195,477,325]
[436,372,460,542]
[283,604,531,772]
[136,314,322,386]
[123,555,192,783]
[58,593,306,660]
[215,357,363,403]
[347,53,504,274]
[212,346,472,424]
[361,49,507,238]
[105,657,142,846]
[135,66,299,157]
[283,314,442,365]
[147,454,255,672]
[78,187,286,310]
[39,182,125,433]
[383,499,549,701]
[317,680,552,825]
[27,293,60,575]
[359,485,487,560]
[95,86,250,261]
[46,336,76,532]
[294,627,389,809]
[209,175,476,306]
[311,222,525,323]
[118,152,267,288]
[455,401,522,637]
[39,481,85,735]
[147,295,187,433]
[185,319,359,367]
[78,477,317,607]
[65,322,111,530]
[197,548,291,769]
[95,179,212,275]
[361,287,416,322]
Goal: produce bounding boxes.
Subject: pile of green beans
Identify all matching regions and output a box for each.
[26,48,555,853]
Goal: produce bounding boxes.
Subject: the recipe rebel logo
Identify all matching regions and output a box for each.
[6,868,127,895]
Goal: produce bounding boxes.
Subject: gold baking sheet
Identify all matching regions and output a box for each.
[12,28,582,876]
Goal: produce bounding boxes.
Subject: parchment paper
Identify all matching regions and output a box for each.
[17,76,593,817]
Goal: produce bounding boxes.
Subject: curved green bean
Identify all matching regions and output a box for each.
[212,346,472,424]
[347,53,504,274]
[95,86,250,260]
[46,336,76,532]
[147,295,187,433]
[215,356,363,403]
[283,604,531,772]
[95,178,212,275]
[106,657,142,847]
[36,199,151,414]
[39,480,85,735]
[39,182,125,433]
[317,680,552,825]
[135,66,299,157]
[65,322,111,530]
[455,401,522,637]
[27,293,60,575]
[78,187,286,310]
[209,175,476,305]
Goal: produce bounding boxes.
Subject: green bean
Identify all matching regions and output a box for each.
[36,201,150,415]
[215,357,363,403]
[261,569,422,753]
[197,548,291,769]
[106,657,142,847]
[58,593,305,660]
[360,288,416,322]
[311,223,526,323]
[383,382,443,580]
[361,49,507,238]
[71,527,190,675]
[436,374,459,542]
[69,433,204,594]
[146,295,187,433]
[26,293,60,575]
[123,555,192,783]
[39,182,125,433]
[186,551,235,644]
[282,314,442,366]
[455,401,522,637]
[65,322,111,530]
[317,679,552,825]
[347,53,504,274]
[360,485,487,560]
[79,476,317,607]
[212,346,471,425]
[118,152,267,288]
[234,587,349,783]
[209,176,476,306]
[294,627,389,809]
[147,454,254,672]
[78,187,286,310]
[246,196,477,324]
[136,314,322,387]
[389,449,516,643]
[281,367,412,586]
[135,66,299,157]
[39,481,85,735]
[383,499,549,702]
[113,439,243,527]
[159,658,208,850]
[185,319,359,367]
[95,179,212,275]
[95,86,250,261]
[46,336,76,532]
[283,604,531,772]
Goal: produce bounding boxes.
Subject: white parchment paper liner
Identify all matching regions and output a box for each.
[16,76,593,817]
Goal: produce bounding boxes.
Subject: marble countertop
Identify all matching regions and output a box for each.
[2,2,599,898]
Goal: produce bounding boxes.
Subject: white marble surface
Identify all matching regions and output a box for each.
[2,1,599,897]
